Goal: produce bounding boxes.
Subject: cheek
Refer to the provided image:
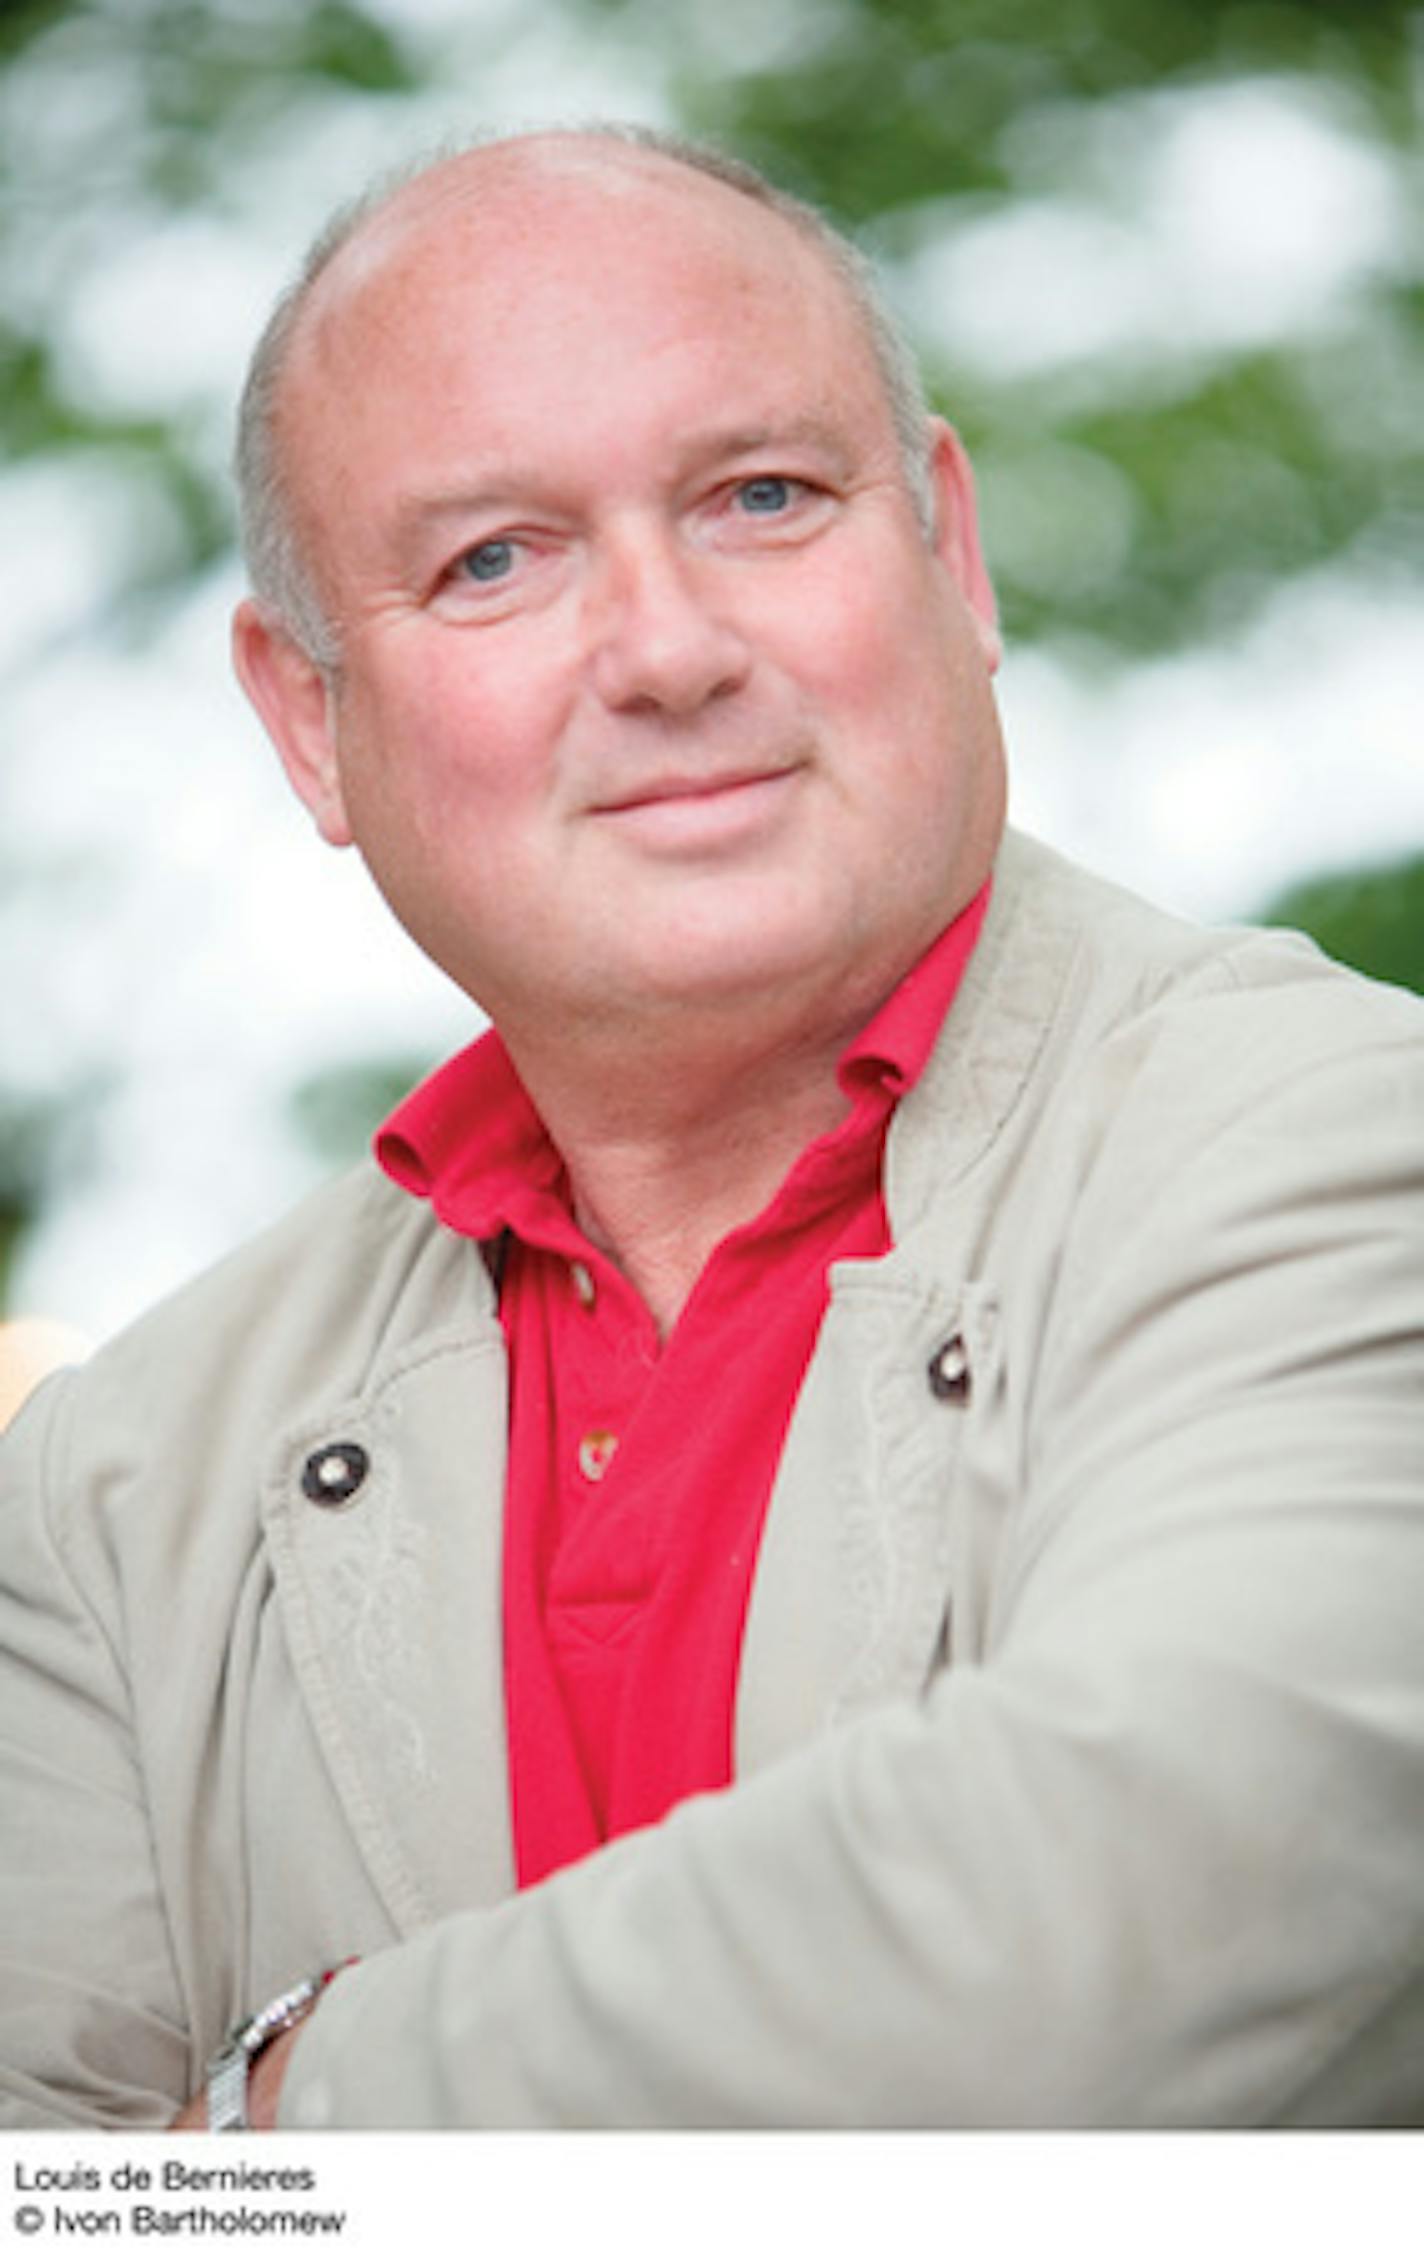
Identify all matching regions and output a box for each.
[775,538,949,696]
[801,595,960,759]
[820,587,1002,837]
[342,653,550,840]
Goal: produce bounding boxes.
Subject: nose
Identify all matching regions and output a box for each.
[586,523,752,717]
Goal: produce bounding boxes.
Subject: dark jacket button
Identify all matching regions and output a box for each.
[301,1442,370,1505]
[927,1334,971,1404]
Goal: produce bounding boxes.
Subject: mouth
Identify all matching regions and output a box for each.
[589,765,803,854]
[595,765,796,816]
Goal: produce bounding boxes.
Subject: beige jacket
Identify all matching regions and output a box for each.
[2,832,1422,2130]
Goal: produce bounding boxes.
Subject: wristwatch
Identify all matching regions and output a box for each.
[205,1964,349,2132]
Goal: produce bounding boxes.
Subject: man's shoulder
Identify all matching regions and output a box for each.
[8,1161,494,1485]
[987,828,1424,1067]
[112,1159,456,1356]
[895,831,1424,1221]
[1005,831,1424,1200]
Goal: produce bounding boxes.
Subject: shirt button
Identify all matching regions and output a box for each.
[570,1260,597,1309]
[578,1429,619,1482]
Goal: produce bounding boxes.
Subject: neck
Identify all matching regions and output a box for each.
[501,1004,858,1336]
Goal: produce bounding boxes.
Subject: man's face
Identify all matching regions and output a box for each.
[239,146,1007,1057]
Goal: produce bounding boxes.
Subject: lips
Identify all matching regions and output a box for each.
[594,765,795,815]
[587,762,803,854]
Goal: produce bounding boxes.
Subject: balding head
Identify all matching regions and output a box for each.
[229,116,1004,1059]
[234,127,936,668]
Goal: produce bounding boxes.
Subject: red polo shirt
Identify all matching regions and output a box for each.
[378,886,987,1886]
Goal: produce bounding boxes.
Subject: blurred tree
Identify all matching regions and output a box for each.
[5,0,1417,649]
[0,1086,97,1311]
[559,0,1422,655]
[291,1055,442,1168]
[560,0,1424,1022]
[0,0,423,617]
[1263,853,1424,995]
[0,0,434,1302]
[2,0,1419,1282]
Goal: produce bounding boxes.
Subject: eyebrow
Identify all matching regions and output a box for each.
[673,415,859,477]
[390,478,530,542]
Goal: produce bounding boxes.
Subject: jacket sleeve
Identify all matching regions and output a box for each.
[280,987,1424,2128]
[0,1379,189,2128]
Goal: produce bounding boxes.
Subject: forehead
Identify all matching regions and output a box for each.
[310,141,858,340]
[280,147,890,493]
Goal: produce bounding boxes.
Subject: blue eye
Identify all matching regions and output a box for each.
[738,476,795,514]
[461,538,516,582]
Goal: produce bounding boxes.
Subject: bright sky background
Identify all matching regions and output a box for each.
[4,5,1422,1342]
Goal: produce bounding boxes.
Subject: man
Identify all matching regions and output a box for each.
[2,125,1421,2132]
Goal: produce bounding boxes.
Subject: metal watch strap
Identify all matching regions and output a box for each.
[206,2038,255,2135]
[205,1965,348,2132]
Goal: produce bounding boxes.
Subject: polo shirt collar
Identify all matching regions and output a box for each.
[377,880,991,1246]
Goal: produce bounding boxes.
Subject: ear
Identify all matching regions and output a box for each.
[231,599,354,847]
[925,418,1002,674]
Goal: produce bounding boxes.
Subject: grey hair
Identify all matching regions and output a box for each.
[234,124,936,672]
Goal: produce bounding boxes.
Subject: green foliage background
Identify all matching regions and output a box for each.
[2,0,1420,1245]
[6,0,1419,654]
